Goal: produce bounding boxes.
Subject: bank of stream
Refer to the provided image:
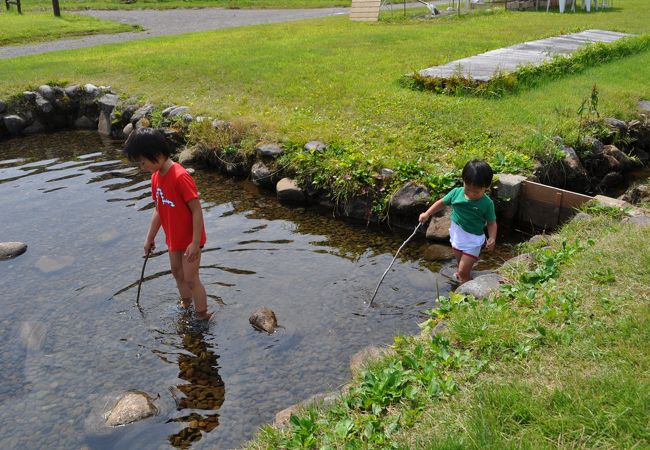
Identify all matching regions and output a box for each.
[0,131,517,449]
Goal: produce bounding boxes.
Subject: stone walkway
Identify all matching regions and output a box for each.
[419,29,633,82]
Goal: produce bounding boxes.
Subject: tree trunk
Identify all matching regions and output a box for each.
[52,0,61,16]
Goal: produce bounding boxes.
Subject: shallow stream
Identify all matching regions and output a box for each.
[0,131,514,449]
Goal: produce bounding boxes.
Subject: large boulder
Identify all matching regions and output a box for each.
[162,105,189,118]
[622,183,650,205]
[536,143,589,192]
[3,115,26,136]
[425,207,451,242]
[389,182,431,217]
[249,307,278,334]
[97,94,119,135]
[627,215,650,227]
[349,346,396,378]
[274,390,342,428]
[456,273,504,300]
[493,173,526,223]
[343,195,377,222]
[23,120,47,135]
[35,94,53,114]
[304,141,326,152]
[256,143,283,158]
[251,161,279,190]
[105,391,158,426]
[64,84,83,98]
[0,242,27,259]
[130,104,154,124]
[37,85,55,101]
[276,178,306,206]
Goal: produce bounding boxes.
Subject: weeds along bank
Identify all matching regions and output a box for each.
[1,83,650,231]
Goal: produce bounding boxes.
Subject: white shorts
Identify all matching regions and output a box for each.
[449,221,485,259]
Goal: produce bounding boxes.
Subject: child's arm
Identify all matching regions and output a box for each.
[419,198,446,223]
[144,208,161,255]
[485,220,497,251]
[184,198,205,262]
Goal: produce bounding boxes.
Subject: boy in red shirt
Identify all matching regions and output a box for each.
[124,128,211,321]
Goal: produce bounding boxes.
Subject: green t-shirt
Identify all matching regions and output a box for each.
[443,186,496,236]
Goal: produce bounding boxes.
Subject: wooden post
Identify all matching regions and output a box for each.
[52,0,61,16]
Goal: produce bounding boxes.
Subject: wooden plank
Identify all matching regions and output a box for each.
[350,1,381,6]
[350,7,383,12]
[350,0,380,21]
[518,181,592,231]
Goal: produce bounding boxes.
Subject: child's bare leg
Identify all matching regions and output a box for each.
[169,251,192,307]
[452,248,462,266]
[457,253,478,284]
[182,251,209,319]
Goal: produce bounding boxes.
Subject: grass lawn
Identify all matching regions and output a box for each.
[22,0,351,12]
[0,12,139,46]
[3,3,649,179]
[396,214,650,449]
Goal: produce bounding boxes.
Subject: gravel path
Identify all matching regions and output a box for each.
[0,7,349,59]
[0,2,439,60]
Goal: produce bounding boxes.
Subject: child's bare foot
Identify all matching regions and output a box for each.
[454,272,471,284]
[195,310,213,321]
[179,297,192,309]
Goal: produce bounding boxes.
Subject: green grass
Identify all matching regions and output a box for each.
[245,211,650,449]
[1,2,649,203]
[0,12,139,46]
[2,3,649,160]
[21,0,350,12]
[397,215,650,449]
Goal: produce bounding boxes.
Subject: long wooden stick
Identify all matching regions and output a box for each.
[136,251,150,308]
[368,222,422,307]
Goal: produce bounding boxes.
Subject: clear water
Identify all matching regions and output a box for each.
[0,131,513,450]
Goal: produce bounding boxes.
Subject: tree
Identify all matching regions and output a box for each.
[52,0,61,16]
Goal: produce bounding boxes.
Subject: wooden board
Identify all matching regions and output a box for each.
[350,0,381,21]
[518,180,593,231]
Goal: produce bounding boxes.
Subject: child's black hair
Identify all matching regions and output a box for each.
[461,159,493,188]
[123,128,171,163]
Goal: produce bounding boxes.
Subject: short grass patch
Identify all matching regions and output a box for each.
[0,12,139,46]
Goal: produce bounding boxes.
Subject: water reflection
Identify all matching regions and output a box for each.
[167,319,224,448]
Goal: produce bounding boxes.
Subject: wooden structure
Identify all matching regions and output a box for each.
[4,0,21,14]
[350,0,381,21]
[518,180,592,231]
[419,29,632,82]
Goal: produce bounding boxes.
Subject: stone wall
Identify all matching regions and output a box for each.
[2,84,648,237]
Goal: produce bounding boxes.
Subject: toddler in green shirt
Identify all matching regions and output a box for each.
[419,160,497,284]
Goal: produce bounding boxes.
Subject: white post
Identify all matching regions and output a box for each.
[559,0,566,12]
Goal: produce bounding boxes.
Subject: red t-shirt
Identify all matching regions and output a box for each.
[151,163,206,252]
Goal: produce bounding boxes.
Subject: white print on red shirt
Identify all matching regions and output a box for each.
[155,187,176,208]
